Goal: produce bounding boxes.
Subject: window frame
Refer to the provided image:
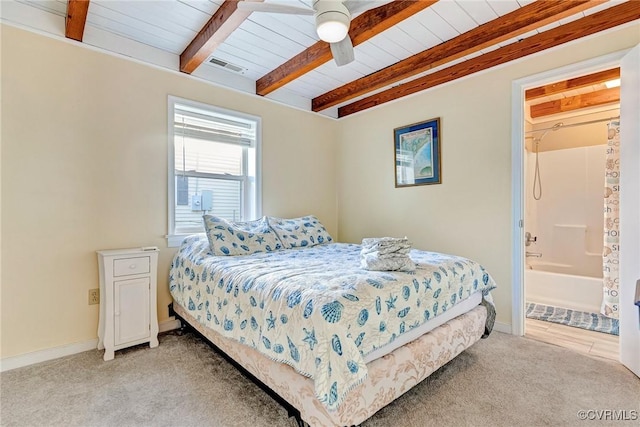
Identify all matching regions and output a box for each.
[167,96,262,247]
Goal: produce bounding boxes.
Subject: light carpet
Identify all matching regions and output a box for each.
[526,302,619,335]
[1,331,638,427]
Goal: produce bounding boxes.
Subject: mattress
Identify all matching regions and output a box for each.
[363,290,482,362]
[169,235,496,411]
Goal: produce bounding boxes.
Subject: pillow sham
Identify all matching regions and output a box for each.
[203,215,283,256]
[267,215,333,249]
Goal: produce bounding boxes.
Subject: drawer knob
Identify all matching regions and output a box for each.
[129,264,137,269]
[115,311,120,316]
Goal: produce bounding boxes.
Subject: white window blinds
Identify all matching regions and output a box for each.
[168,98,260,243]
[174,104,256,147]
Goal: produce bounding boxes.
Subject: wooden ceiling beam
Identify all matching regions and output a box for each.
[338,2,640,118]
[256,0,437,96]
[530,87,620,118]
[65,0,90,42]
[314,0,605,112]
[526,68,620,100]
[180,0,263,74]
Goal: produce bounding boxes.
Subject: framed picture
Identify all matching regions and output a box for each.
[394,117,441,187]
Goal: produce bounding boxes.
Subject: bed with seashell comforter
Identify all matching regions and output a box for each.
[169,233,496,426]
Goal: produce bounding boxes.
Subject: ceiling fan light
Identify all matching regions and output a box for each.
[314,1,350,43]
[316,15,349,42]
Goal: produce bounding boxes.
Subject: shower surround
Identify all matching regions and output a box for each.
[524,113,614,314]
[526,145,606,278]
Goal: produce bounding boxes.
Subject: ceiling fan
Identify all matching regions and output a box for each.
[237,0,377,66]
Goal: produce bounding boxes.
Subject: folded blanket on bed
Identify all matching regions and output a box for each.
[362,237,411,251]
[360,237,416,271]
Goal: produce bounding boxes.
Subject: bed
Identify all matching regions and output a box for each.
[169,224,496,427]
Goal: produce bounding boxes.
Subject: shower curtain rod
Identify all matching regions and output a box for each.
[525,115,620,134]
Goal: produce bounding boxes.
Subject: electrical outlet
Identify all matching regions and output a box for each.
[88,289,100,305]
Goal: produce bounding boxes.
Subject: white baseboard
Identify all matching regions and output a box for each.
[0,338,99,372]
[1,319,182,372]
[493,321,512,334]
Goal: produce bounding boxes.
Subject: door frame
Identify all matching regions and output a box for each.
[510,50,630,336]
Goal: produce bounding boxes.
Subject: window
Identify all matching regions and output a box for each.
[168,97,261,247]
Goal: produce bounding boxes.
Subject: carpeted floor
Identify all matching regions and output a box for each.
[526,302,619,335]
[1,331,638,427]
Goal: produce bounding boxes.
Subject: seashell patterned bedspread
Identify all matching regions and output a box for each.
[169,235,496,411]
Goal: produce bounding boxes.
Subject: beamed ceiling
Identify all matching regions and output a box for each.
[3,1,638,118]
[526,68,621,120]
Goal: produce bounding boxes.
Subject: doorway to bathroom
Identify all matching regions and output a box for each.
[522,93,620,360]
[511,48,640,375]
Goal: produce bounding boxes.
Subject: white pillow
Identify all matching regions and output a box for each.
[267,215,333,249]
[203,215,283,256]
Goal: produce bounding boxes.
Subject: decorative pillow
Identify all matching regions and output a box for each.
[267,215,333,249]
[203,215,283,256]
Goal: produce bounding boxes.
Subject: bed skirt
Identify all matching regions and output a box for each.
[173,302,487,426]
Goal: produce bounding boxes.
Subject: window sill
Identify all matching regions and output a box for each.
[167,233,205,248]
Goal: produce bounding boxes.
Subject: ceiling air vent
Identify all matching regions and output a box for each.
[208,57,245,73]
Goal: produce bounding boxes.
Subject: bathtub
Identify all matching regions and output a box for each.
[526,261,603,313]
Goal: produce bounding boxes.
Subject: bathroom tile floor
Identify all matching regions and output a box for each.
[525,318,619,361]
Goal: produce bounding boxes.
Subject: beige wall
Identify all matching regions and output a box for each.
[0,25,338,358]
[337,25,639,327]
[2,22,639,358]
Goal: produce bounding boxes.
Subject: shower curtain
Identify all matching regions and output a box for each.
[602,120,620,319]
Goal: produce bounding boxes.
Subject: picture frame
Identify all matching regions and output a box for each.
[394,117,441,187]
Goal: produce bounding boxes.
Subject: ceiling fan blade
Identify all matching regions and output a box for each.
[330,36,355,66]
[236,1,314,15]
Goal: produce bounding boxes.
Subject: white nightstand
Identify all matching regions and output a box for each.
[97,247,159,361]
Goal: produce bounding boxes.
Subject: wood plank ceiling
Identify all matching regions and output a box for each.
[526,68,621,119]
[10,0,637,119]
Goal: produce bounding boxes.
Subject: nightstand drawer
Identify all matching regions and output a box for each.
[113,257,150,277]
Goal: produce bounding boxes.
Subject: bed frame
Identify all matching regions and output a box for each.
[169,301,487,427]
